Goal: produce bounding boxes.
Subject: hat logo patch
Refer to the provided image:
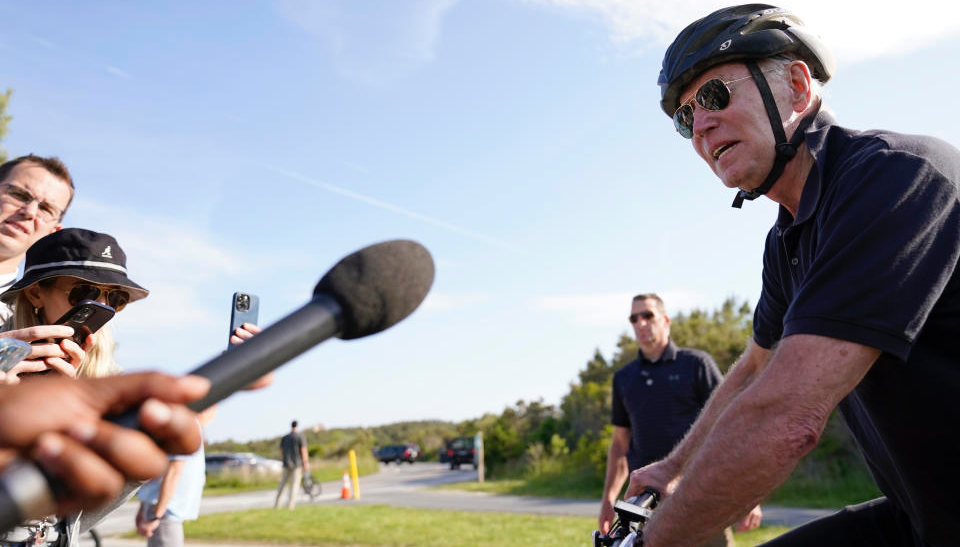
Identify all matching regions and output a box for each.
[101,246,113,259]
[719,39,731,51]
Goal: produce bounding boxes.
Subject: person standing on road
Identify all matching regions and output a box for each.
[275,420,309,509]
[598,294,761,547]
[625,5,960,547]
[135,407,217,547]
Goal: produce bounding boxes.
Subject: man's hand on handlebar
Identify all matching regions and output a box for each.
[624,460,680,501]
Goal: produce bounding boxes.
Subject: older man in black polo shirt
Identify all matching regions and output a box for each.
[598,293,761,547]
[624,5,960,547]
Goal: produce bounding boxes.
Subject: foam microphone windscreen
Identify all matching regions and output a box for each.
[313,239,435,340]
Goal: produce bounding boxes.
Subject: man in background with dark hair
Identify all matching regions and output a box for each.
[598,293,760,547]
[275,420,309,509]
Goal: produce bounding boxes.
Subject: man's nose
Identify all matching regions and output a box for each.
[18,199,40,218]
[692,106,718,137]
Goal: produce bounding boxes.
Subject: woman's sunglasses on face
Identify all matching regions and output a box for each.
[65,283,131,312]
[673,74,755,139]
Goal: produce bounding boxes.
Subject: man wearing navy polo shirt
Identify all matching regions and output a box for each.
[599,294,760,547]
[624,5,960,547]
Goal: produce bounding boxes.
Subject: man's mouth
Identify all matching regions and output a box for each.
[2,220,30,235]
[712,142,737,160]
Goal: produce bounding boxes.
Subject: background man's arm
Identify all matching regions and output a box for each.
[300,435,309,471]
[642,334,880,547]
[598,425,631,533]
[627,340,773,495]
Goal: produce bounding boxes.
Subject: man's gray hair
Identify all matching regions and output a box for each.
[760,54,824,99]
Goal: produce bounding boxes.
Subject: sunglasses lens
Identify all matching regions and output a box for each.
[68,284,102,306]
[696,79,730,111]
[108,290,130,311]
[673,104,694,139]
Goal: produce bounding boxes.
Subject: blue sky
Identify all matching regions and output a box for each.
[3,0,959,442]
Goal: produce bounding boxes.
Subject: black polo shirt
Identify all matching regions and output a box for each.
[753,111,960,547]
[612,341,722,471]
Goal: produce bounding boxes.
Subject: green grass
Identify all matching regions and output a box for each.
[439,469,879,509]
[184,505,791,547]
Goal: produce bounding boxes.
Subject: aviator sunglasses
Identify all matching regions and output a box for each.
[64,283,131,312]
[628,310,655,324]
[673,74,756,139]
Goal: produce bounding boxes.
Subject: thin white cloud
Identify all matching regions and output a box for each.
[421,292,490,312]
[522,0,960,63]
[534,290,709,327]
[274,0,460,84]
[105,65,132,80]
[259,162,524,252]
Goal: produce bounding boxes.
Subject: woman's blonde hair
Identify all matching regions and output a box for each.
[4,279,121,378]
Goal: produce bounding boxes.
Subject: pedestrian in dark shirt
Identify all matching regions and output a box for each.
[599,294,761,547]
[275,420,309,509]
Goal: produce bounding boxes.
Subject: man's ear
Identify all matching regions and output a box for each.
[788,60,813,112]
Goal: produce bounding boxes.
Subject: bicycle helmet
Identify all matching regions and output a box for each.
[658,5,836,207]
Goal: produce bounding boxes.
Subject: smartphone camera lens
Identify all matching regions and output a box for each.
[236,294,250,312]
[72,308,95,323]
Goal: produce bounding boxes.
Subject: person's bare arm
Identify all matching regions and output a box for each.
[626,340,773,497]
[153,459,185,519]
[598,426,631,533]
[641,334,880,547]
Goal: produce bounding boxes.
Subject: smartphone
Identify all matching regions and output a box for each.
[228,292,259,348]
[53,300,116,346]
[0,339,32,373]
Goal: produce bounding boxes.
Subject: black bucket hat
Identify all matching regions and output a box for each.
[0,228,149,305]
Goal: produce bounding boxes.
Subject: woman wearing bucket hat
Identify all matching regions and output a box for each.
[0,228,148,382]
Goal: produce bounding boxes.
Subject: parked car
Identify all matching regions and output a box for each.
[446,437,476,470]
[376,443,419,464]
[205,452,283,476]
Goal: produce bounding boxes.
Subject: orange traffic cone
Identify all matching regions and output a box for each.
[340,471,352,499]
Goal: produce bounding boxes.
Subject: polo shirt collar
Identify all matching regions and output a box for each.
[638,340,678,364]
[775,109,837,230]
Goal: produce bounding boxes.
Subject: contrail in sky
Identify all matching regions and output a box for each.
[259,163,524,252]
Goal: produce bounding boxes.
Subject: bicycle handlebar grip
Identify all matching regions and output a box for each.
[626,487,661,509]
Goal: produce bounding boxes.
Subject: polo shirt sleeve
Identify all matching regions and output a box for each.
[694,353,723,405]
[754,227,790,349]
[783,144,960,360]
[611,372,631,428]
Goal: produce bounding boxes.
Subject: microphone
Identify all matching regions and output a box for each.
[0,239,434,531]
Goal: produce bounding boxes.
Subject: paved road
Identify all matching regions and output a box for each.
[87,462,834,543]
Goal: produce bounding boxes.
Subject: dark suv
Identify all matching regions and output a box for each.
[446,437,476,470]
[376,444,419,464]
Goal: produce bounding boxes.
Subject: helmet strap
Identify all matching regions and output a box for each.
[731,61,815,208]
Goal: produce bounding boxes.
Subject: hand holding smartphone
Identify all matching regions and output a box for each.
[53,300,116,346]
[228,292,259,348]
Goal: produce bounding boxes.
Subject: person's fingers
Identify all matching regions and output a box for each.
[1,325,75,344]
[59,338,87,366]
[31,432,126,515]
[244,371,274,391]
[242,323,262,334]
[27,342,69,361]
[68,418,171,481]
[41,358,78,378]
[138,399,203,455]
[6,360,51,380]
[93,373,211,416]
